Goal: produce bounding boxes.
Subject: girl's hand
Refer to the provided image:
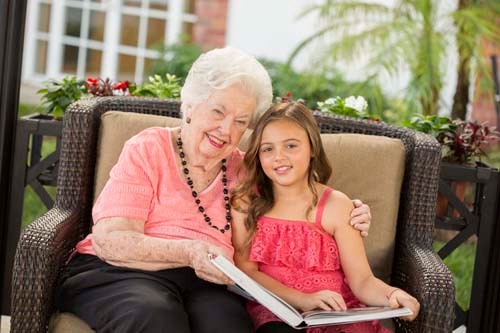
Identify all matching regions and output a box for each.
[387,288,420,321]
[296,290,346,312]
[350,199,371,237]
[189,241,232,285]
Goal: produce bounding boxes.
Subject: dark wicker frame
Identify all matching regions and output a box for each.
[11,97,454,332]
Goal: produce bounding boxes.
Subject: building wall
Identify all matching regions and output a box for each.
[193,0,227,50]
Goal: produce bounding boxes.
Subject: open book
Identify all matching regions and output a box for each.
[210,255,412,328]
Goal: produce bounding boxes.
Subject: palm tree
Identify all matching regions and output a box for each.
[288,0,500,117]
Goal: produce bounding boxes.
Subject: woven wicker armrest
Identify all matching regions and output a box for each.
[391,241,455,332]
[12,206,81,333]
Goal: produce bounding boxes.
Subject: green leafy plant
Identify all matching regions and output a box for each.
[37,76,87,119]
[38,74,182,118]
[404,114,499,164]
[403,114,457,138]
[146,40,203,84]
[131,74,181,99]
[317,96,369,119]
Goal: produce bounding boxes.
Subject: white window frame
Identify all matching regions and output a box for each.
[22,0,197,85]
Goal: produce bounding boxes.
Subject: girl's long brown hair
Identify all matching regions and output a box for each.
[231,102,332,242]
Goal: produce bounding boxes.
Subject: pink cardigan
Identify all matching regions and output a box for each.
[75,127,245,260]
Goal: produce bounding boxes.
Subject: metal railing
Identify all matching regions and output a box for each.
[435,162,500,332]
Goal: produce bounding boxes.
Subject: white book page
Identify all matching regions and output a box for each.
[210,255,304,327]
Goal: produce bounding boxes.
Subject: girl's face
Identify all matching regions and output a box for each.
[185,84,256,162]
[258,119,311,188]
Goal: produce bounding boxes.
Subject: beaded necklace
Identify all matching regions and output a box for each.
[176,134,231,233]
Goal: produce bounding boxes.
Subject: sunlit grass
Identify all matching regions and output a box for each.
[433,240,475,310]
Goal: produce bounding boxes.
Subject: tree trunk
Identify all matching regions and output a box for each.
[451,0,470,120]
[451,56,470,120]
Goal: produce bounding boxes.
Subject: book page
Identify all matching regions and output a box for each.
[210,255,305,327]
[303,306,412,326]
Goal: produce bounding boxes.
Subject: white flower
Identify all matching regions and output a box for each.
[322,97,342,106]
[344,96,368,112]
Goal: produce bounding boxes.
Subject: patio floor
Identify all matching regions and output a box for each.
[0,315,468,333]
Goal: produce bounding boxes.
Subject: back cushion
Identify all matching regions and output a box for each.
[95,111,405,282]
[94,111,181,199]
[320,134,405,282]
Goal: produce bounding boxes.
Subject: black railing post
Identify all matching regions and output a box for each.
[0,0,27,318]
[435,163,500,332]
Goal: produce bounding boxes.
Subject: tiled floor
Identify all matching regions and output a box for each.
[1,316,10,332]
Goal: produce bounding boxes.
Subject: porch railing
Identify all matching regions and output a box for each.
[435,162,500,332]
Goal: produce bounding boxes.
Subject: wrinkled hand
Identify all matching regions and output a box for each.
[297,290,346,312]
[189,241,232,285]
[387,289,420,321]
[351,199,371,237]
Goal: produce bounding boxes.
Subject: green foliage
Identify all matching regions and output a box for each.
[404,115,499,164]
[146,41,203,84]
[403,114,457,137]
[289,0,500,117]
[317,96,368,119]
[18,103,44,117]
[131,74,182,99]
[37,76,87,119]
[258,58,389,119]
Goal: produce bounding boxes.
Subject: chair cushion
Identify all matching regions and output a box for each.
[320,134,405,282]
[49,312,94,333]
[94,111,182,199]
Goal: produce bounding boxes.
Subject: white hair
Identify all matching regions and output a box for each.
[180,46,273,123]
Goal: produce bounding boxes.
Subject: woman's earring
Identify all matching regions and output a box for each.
[186,117,191,124]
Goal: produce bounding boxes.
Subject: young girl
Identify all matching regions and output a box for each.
[230,102,420,333]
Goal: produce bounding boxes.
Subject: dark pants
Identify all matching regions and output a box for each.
[56,254,253,333]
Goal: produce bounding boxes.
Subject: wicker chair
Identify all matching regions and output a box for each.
[11,96,455,332]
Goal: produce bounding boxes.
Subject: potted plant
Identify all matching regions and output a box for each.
[405,114,499,221]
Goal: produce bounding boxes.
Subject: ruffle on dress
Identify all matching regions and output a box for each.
[249,217,340,272]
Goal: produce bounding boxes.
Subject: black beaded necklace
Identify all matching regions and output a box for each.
[176,133,231,233]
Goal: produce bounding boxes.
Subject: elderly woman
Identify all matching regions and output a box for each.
[55,47,372,333]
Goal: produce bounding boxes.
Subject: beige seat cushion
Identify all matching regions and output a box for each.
[49,312,94,333]
[52,111,405,332]
[320,134,405,282]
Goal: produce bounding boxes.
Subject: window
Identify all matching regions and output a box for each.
[23,0,198,84]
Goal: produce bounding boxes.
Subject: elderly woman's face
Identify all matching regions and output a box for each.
[187,84,257,161]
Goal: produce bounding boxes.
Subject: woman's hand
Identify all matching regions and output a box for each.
[350,199,371,237]
[295,290,346,312]
[387,288,420,321]
[188,241,233,285]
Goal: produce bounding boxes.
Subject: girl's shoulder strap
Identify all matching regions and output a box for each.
[315,187,333,228]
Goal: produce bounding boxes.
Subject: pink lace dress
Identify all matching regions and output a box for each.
[247,188,392,333]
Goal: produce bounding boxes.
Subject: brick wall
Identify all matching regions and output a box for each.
[193,0,228,50]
